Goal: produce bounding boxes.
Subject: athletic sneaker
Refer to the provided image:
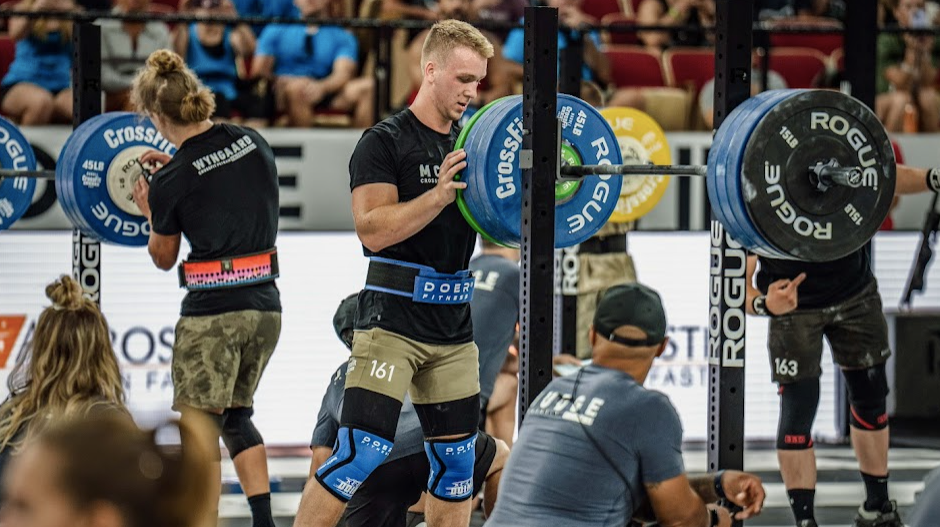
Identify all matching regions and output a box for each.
[854,499,905,527]
[796,520,818,527]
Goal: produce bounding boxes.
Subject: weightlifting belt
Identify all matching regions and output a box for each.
[178,248,279,291]
[364,257,474,305]
[579,235,627,255]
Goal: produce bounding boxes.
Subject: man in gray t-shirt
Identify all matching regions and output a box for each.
[469,240,520,420]
[309,293,509,527]
[485,284,767,527]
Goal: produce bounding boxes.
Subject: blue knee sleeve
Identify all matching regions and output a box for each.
[315,427,393,502]
[425,433,477,502]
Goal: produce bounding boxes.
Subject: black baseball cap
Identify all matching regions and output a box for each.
[593,283,667,347]
[333,292,359,350]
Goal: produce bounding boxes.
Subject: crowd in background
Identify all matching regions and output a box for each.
[0,0,936,131]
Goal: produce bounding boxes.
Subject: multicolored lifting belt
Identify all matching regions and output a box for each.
[364,257,474,305]
[178,248,279,291]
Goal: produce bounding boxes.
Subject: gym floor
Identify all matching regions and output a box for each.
[217,445,940,527]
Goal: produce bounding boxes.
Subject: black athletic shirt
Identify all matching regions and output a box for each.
[148,123,281,317]
[755,248,874,309]
[349,109,475,345]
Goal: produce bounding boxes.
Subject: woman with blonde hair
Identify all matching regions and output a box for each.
[0,275,126,478]
[0,0,80,124]
[1,413,216,527]
[130,48,281,527]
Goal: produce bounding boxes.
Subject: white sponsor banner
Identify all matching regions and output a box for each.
[1,231,937,444]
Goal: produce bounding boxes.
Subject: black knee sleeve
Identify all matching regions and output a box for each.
[221,407,264,460]
[414,394,481,437]
[843,365,889,431]
[777,377,820,450]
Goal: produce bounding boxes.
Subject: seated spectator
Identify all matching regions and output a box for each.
[175,0,269,127]
[1,413,216,527]
[637,0,715,52]
[0,276,127,481]
[484,284,766,527]
[100,0,171,112]
[382,0,437,21]
[252,0,374,127]
[877,0,940,132]
[699,66,788,128]
[229,0,299,35]
[473,0,526,39]
[406,0,511,119]
[0,0,79,125]
[503,0,609,90]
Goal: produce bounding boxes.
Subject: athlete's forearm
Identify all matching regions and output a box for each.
[687,474,719,503]
[355,191,447,253]
[896,164,937,195]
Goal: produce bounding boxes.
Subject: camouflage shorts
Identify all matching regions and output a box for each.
[172,310,281,410]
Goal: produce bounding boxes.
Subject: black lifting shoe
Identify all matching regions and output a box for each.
[854,499,905,527]
[796,520,819,527]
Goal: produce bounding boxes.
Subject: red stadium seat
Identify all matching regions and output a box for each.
[601,13,640,45]
[770,31,844,56]
[0,35,15,82]
[603,45,665,88]
[662,47,714,97]
[767,47,828,88]
[582,0,625,23]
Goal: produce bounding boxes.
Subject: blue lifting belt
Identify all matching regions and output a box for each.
[363,257,475,305]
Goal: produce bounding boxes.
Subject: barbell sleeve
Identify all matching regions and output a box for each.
[0,169,56,179]
[559,163,708,178]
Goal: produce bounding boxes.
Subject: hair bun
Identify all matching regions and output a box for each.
[46,275,84,311]
[147,49,186,76]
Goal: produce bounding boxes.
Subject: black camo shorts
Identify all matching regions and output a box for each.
[767,281,890,384]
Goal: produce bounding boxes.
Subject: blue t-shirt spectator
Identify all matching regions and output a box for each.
[503,26,601,82]
[485,364,686,527]
[256,25,358,79]
[469,253,520,406]
[186,24,238,101]
[231,0,299,19]
[2,32,72,92]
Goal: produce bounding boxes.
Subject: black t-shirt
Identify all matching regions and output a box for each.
[755,248,874,309]
[149,123,281,317]
[349,110,475,345]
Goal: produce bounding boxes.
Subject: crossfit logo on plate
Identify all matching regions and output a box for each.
[103,126,174,154]
[82,173,102,189]
[494,116,523,200]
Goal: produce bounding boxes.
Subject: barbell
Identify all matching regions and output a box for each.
[0,112,174,246]
[455,89,895,262]
[0,89,895,262]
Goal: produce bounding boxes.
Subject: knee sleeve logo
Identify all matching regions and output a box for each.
[784,434,812,447]
[446,478,474,499]
[774,358,799,377]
